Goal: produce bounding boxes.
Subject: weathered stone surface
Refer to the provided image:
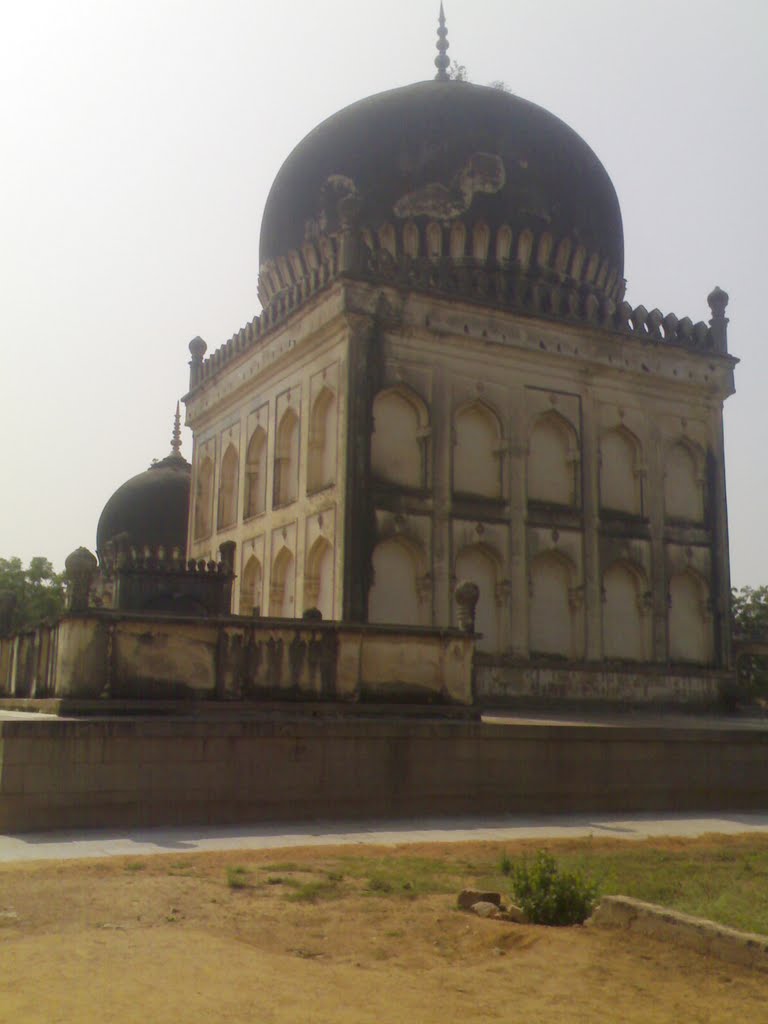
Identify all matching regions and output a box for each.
[458,889,502,911]
[471,901,501,919]
[588,895,768,972]
[499,904,527,924]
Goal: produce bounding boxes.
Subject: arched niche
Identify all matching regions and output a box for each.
[602,561,649,661]
[194,456,213,539]
[240,555,262,616]
[455,545,501,653]
[244,426,268,518]
[600,427,642,515]
[453,401,502,499]
[529,551,578,657]
[527,411,578,506]
[274,408,299,507]
[669,570,711,664]
[307,387,337,493]
[217,444,239,530]
[269,547,295,618]
[664,441,704,522]
[305,536,334,620]
[368,536,427,626]
[371,387,429,489]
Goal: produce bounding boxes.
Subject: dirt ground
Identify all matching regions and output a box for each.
[1,841,768,1024]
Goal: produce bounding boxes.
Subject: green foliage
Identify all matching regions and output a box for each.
[510,851,599,926]
[730,585,768,703]
[0,556,66,633]
[447,60,468,81]
[226,865,250,889]
[499,852,513,876]
[284,879,342,903]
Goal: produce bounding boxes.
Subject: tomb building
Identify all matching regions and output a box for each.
[183,15,736,703]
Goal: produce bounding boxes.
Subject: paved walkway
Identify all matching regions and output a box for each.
[3,812,768,863]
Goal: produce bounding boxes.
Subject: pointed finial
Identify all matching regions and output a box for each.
[434,3,450,81]
[171,402,182,455]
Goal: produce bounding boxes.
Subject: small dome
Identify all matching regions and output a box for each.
[259,80,624,308]
[96,450,190,561]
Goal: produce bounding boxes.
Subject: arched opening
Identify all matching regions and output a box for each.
[269,547,295,618]
[307,388,337,493]
[529,551,575,657]
[217,444,239,530]
[240,555,262,616]
[244,427,267,518]
[528,413,577,506]
[194,456,213,539]
[305,536,334,620]
[274,408,299,507]
[669,570,710,664]
[455,545,500,652]
[453,402,502,498]
[371,388,427,489]
[600,428,642,515]
[665,442,703,522]
[602,562,648,661]
[368,537,424,626]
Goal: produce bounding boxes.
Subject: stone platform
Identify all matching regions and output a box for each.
[2,706,768,833]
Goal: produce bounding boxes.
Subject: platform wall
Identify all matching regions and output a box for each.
[1,717,767,832]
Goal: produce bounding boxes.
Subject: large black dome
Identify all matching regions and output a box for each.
[259,80,623,292]
[96,451,191,561]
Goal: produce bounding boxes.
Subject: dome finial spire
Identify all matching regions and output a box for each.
[434,3,450,81]
[171,402,182,455]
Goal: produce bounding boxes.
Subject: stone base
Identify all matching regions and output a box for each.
[474,659,732,707]
[2,712,767,833]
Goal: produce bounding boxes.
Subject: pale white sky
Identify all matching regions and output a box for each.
[1,0,766,586]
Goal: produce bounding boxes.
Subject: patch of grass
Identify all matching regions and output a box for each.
[284,879,343,903]
[226,866,251,890]
[266,876,284,885]
[261,862,302,873]
[123,862,146,872]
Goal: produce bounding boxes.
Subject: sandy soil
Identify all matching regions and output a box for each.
[1,841,767,1024]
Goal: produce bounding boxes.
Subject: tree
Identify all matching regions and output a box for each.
[731,585,768,701]
[0,557,66,634]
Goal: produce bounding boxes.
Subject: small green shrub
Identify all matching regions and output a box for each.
[499,852,512,876]
[285,880,341,903]
[510,851,598,926]
[226,866,250,890]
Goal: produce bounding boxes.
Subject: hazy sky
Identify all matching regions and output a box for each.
[1,0,766,586]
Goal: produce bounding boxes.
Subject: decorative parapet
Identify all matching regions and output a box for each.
[187,221,729,392]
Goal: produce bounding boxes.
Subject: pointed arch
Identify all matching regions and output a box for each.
[602,559,650,661]
[269,546,295,618]
[307,386,337,493]
[453,399,503,498]
[240,554,263,616]
[455,543,502,652]
[217,444,239,530]
[527,410,579,506]
[304,536,334,620]
[371,385,429,489]
[664,439,704,522]
[368,534,429,626]
[403,221,420,259]
[600,425,643,515]
[669,568,711,664]
[426,221,443,259]
[529,549,580,658]
[450,222,467,259]
[194,456,214,539]
[495,225,513,263]
[274,407,299,507]
[472,222,490,262]
[244,426,268,518]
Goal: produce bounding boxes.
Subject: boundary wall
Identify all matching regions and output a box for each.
[2,716,768,832]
